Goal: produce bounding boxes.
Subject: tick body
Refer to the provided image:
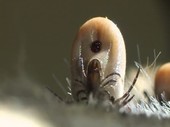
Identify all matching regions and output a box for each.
[155,62,170,101]
[71,17,126,103]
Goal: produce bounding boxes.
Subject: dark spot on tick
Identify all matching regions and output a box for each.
[91,40,102,53]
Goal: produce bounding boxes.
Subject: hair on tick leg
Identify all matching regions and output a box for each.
[46,74,74,103]
[52,74,68,96]
[136,44,141,65]
[46,86,64,102]
[66,77,72,95]
[147,50,161,74]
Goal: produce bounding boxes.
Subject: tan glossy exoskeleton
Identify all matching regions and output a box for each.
[71,17,133,105]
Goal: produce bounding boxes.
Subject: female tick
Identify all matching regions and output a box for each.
[71,17,126,103]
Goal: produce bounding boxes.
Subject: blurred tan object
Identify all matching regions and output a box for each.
[155,62,170,101]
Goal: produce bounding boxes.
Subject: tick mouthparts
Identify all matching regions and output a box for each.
[87,59,101,74]
[87,59,102,91]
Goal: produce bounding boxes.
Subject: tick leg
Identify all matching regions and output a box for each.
[112,67,140,107]
[127,66,140,93]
